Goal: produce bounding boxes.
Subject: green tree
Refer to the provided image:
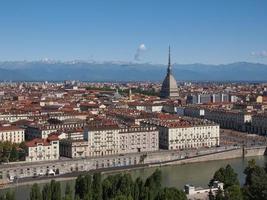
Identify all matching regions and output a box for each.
[210,164,239,189]
[9,146,18,162]
[75,175,86,199]
[243,160,267,200]
[64,183,73,200]
[5,191,15,200]
[84,174,92,200]
[215,187,224,200]
[133,177,142,200]
[50,180,61,200]
[145,169,162,200]
[30,183,42,200]
[155,187,187,200]
[224,185,243,200]
[92,173,102,200]
[42,183,51,200]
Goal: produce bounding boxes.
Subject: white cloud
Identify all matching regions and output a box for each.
[134,43,147,61]
[251,50,267,58]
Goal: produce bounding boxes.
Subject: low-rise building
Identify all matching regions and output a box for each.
[25,135,59,162]
[60,139,88,158]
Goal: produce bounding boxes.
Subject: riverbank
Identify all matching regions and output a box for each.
[1,156,266,200]
[1,146,266,190]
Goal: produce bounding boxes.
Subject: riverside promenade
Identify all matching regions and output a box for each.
[0,145,266,186]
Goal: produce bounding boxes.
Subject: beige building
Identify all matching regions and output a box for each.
[60,139,88,158]
[0,125,25,143]
[25,135,59,162]
[204,109,251,131]
[142,118,219,150]
[84,125,159,157]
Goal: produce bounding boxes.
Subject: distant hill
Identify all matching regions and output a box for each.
[0,61,267,81]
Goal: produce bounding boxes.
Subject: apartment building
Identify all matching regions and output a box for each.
[25,120,86,139]
[0,125,25,143]
[84,125,159,157]
[204,109,251,131]
[25,135,59,162]
[60,139,88,158]
[251,114,267,135]
[141,118,219,150]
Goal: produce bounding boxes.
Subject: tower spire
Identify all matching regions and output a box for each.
[167,45,171,74]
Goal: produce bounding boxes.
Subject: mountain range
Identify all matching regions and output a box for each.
[0,61,267,82]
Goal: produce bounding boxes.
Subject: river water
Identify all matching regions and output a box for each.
[1,156,266,200]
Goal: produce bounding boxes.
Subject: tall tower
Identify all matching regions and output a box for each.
[160,46,179,98]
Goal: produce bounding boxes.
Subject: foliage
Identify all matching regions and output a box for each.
[0,141,26,163]
[92,173,102,200]
[155,187,187,200]
[30,183,42,200]
[243,159,267,200]
[64,183,73,200]
[210,164,239,189]
[42,183,51,200]
[0,191,15,200]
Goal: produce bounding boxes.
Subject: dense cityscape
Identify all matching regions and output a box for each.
[0,48,266,200]
[1,1,267,200]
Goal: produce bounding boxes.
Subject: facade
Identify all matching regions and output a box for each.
[160,46,179,98]
[84,126,159,157]
[184,107,252,132]
[0,125,25,143]
[60,139,88,158]
[187,93,229,104]
[25,135,59,162]
[251,114,267,135]
[25,121,86,139]
[142,118,219,150]
[205,109,251,131]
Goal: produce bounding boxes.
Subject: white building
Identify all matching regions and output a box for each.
[0,125,25,143]
[84,125,159,157]
[142,118,219,150]
[25,135,59,162]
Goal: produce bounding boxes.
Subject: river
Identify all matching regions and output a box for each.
[0,156,266,200]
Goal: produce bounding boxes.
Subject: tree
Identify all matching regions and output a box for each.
[155,187,187,200]
[215,187,224,200]
[64,183,73,200]
[224,185,243,200]
[84,174,92,200]
[30,183,42,200]
[118,174,133,197]
[9,146,18,162]
[145,169,162,200]
[5,191,15,200]
[92,173,102,200]
[50,180,61,200]
[210,164,239,189]
[133,178,142,200]
[243,160,267,200]
[42,183,51,200]
[75,175,86,199]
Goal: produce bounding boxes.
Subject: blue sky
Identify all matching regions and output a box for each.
[0,0,267,64]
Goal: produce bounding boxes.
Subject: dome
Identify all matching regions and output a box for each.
[160,46,179,98]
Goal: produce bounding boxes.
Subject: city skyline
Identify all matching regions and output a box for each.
[0,0,267,64]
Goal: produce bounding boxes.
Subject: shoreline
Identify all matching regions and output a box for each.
[1,147,266,190]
